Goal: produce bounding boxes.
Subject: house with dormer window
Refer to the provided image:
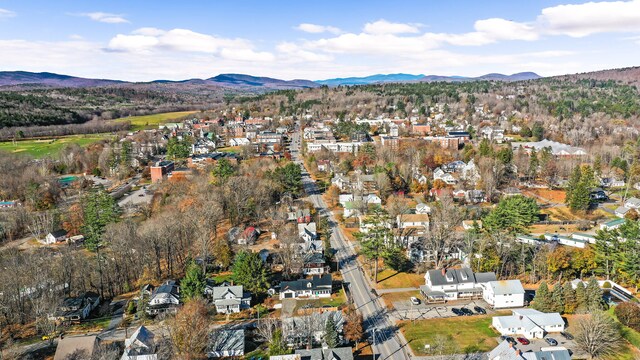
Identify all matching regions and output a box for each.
[206,283,251,314]
[420,268,496,302]
[279,274,332,299]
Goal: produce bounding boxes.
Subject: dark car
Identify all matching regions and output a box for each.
[506,337,517,345]
[545,338,558,346]
[451,308,463,316]
[460,307,474,316]
[561,332,574,340]
[474,306,486,314]
[517,337,530,345]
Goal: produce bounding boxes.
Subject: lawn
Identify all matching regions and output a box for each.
[114,111,198,130]
[375,269,424,290]
[295,288,348,312]
[400,315,500,355]
[381,290,421,309]
[0,134,111,158]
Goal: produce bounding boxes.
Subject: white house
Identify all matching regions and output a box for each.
[625,197,640,209]
[207,285,251,314]
[415,203,432,214]
[121,326,157,360]
[279,274,332,300]
[298,222,318,242]
[282,311,345,348]
[601,218,626,231]
[488,340,571,360]
[544,233,588,249]
[147,280,180,315]
[397,214,430,230]
[420,268,496,302]
[492,309,565,339]
[44,229,68,245]
[482,280,525,309]
[433,168,457,185]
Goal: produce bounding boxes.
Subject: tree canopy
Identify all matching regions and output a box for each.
[483,195,539,234]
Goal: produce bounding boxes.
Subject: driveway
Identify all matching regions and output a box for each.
[390,299,495,320]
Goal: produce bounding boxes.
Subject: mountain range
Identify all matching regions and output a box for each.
[0,71,542,90]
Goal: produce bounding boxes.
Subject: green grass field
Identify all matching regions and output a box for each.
[0,134,112,158]
[115,111,198,130]
[401,315,500,355]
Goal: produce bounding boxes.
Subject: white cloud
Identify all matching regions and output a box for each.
[276,42,333,62]
[80,12,129,24]
[296,23,342,35]
[107,28,274,63]
[363,19,420,34]
[538,0,640,37]
[0,8,16,18]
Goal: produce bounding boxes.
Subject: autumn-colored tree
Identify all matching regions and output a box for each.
[62,202,84,236]
[169,299,209,360]
[615,302,640,331]
[326,185,340,208]
[344,306,364,348]
[212,237,233,270]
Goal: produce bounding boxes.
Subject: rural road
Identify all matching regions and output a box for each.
[291,130,411,359]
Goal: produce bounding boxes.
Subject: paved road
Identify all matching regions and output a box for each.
[291,131,410,359]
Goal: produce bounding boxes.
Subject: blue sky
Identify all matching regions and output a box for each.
[0,0,640,81]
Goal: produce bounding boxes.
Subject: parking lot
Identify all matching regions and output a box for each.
[390,298,497,320]
[502,335,581,357]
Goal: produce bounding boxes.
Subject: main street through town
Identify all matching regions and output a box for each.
[290,130,410,360]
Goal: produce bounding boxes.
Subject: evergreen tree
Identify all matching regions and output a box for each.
[482,195,540,234]
[565,165,582,207]
[358,208,392,283]
[563,282,577,314]
[575,282,587,313]
[182,260,206,301]
[497,147,513,165]
[532,121,544,141]
[211,158,235,184]
[324,315,339,348]
[166,137,190,159]
[82,189,121,251]
[586,277,604,312]
[528,149,539,179]
[533,281,551,312]
[593,154,602,178]
[231,250,271,295]
[479,138,492,157]
[550,284,565,313]
[269,329,288,356]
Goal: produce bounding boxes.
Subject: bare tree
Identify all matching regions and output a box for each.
[573,312,623,359]
[27,211,57,242]
[424,194,463,268]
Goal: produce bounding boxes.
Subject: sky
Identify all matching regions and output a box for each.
[1,0,640,81]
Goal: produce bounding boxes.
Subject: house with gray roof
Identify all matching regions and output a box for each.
[147,280,180,315]
[121,326,157,360]
[295,347,353,360]
[492,309,565,339]
[282,311,345,348]
[280,274,332,299]
[482,280,525,308]
[420,268,496,302]
[488,339,571,360]
[205,284,251,314]
[626,197,640,209]
[208,328,245,358]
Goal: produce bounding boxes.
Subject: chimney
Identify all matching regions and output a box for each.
[509,342,513,348]
[441,268,446,276]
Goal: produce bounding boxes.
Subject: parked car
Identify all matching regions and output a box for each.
[545,338,558,346]
[473,306,486,314]
[451,308,463,316]
[410,297,421,305]
[506,337,517,345]
[561,332,574,340]
[517,337,530,345]
[460,307,474,316]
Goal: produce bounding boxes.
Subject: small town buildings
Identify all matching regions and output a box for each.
[317,160,331,172]
[512,139,587,157]
[480,126,505,143]
[302,253,328,275]
[121,326,157,360]
[150,160,175,183]
[282,311,345,347]
[294,347,354,360]
[54,335,98,360]
[279,274,332,299]
[488,340,571,360]
[44,229,69,245]
[482,280,526,308]
[49,292,101,322]
[147,280,180,315]
[237,226,259,245]
[331,174,350,191]
[462,220,482,230]
[420,268,497,302]
[397,214,430,230]
[298,222,318,242]
[208,329,245,358]
[207,285,251,314]
[433,168,457,185]
[492,309,565,339]
[625,197,640,209]
[601,218,626,231]
[544,233,588,249]
[415,203,431,214]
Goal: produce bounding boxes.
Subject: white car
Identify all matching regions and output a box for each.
[410,297,421,305]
